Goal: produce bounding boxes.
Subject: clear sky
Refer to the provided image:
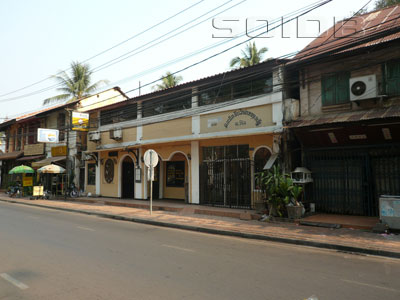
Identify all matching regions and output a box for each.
[0,0,373,121]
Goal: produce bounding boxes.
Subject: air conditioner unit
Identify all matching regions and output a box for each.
[88,131,101,141]
[110,128,122,140]
[349,75,378,101]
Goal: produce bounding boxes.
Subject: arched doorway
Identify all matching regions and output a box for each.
[122,156,135,198]
[254,147,272,175]
[164,152,189,202]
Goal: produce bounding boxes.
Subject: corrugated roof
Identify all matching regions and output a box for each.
[0,150,23,161]
[289,105,400,128]
[131,59,287,102]
[294,4,400,63]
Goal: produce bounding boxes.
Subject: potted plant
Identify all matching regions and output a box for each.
[258,165,293,218]
[286,184,304,220]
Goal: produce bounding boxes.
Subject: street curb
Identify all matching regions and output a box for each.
[1,198,399,259]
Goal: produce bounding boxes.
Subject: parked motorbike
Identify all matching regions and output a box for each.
[7,183,21,198]
[67,183,78,198]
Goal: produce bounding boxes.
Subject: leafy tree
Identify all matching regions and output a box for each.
[374,0,400,9]
[43,61,108,105]
[229,42,268,69]
[153,71,183,91]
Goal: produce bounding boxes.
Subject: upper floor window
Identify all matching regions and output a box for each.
[384,60,400,96]
[321,72,350,106]
[142,91,191,118]
[199,73,273,106]
[100,103,137,126]
[28,122,40,144]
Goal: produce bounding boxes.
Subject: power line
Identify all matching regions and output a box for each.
[0,0,324,102]
[0,0,394,124]
[0,0,206,99]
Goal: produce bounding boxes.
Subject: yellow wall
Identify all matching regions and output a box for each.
[99,150,137,197]
[77,88,128,112]
[99,151,119,197]
[142,143,191,161]
[142,118,191,140]
[200,105,273,134]
[100,127,137,145]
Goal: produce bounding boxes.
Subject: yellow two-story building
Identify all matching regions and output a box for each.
[85,60,286,208]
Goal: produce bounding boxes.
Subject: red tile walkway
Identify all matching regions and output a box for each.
[1,195,399,258]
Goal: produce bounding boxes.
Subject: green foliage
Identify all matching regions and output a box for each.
[374,0,400,9]
[43,61,109,105]
[256,165,293,217]
[153,71,183,91]
[230,42,268,69]
[291,184,303,206]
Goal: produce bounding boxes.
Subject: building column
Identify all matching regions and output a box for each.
[96,154,100,195]
[191,141,200,204]
[135,147,144,199]
[137,101,143,142]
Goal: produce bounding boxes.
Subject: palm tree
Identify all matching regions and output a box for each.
[153,71,183,91]
[43,61,108,105]
[230,42,268,69]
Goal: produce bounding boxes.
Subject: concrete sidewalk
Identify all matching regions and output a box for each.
[1,195,400,259]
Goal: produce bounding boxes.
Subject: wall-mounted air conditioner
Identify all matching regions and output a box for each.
[110,128,122,140]
[88,131,101,141]
[349,75,377,101]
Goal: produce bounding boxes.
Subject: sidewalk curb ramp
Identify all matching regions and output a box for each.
[1,198,399,259]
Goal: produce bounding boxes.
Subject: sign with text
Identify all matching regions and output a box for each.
[51,145,67,157]
[23,175,33,187]
[24,143,44,156]
[38,128,59,143]
[72,112,89,131]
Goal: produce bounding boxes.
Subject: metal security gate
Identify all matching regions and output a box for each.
[200,158,251,208]
[305,145,400,216]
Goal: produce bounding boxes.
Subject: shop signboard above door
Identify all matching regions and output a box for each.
[51,145,67,157]
[24,143,44,156]
[37,128,59,143]
[72,112,89,131]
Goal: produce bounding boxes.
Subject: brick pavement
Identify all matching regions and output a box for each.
[1,195,400,258]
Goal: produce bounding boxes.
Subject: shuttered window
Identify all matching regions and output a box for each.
[321,72,350,106]
[385,60,400,96]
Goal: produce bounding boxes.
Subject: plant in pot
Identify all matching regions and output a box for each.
[254,170,268,213]
[286,184,304,220]
[260,165,293,218]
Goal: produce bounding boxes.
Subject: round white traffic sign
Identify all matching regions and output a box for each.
[143,149,159,168]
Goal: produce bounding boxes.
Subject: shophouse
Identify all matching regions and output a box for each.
[0,87,128,192]
[284,5,400,216]
[85,59,287,208]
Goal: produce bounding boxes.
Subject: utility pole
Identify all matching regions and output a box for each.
[64,109,71,199]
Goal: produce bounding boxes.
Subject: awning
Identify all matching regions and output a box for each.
[31,156,66,168]
[289,105,400,128]
[0,151,23,161]
[17,155,45,161]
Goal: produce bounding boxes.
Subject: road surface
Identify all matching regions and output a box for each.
[0,202,399,299]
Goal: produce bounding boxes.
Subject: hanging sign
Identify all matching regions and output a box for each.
[72,112,89,131]
[38,128,59,143]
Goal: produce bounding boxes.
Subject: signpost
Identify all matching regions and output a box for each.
[143,149,159,215]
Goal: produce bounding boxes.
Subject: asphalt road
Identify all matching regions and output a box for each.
[0,202,399,300]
